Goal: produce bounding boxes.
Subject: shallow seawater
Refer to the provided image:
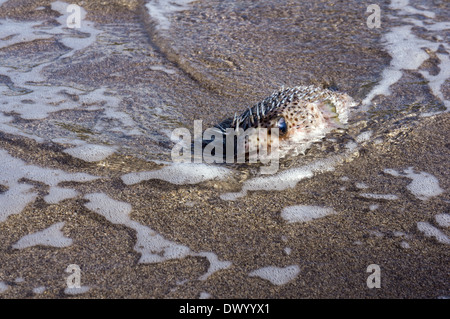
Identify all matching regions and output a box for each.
[0,0,449,298]
[0,0,448,165]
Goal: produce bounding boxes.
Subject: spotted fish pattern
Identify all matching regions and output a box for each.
[215,85,357,158]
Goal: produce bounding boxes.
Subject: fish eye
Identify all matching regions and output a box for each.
[277,117,288,135]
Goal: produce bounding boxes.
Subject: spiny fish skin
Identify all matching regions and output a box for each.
[217,85,357,158]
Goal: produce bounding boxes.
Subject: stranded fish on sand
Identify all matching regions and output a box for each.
[211,85,358,159]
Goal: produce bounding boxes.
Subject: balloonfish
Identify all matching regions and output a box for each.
[211,85,357,160]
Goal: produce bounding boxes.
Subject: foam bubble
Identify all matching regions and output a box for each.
[400,241,410,249]
[83,193,231,280]
[359,193,399,200]
[0,20,51,49]
[403,168,443,200]
[0,3,140,144]
[417,222,450,244]
[281,205,337,223]
[0,149,98,222]
[149,65,177,75]
[249,265,300,286]
[64,286,90,295]
[390,0,435,18]
[44,187,79,204]
[12,222,73,249]
[221,141,360,200]
[362,0,450,111]
[0,282,9,294]
[0,113,44,142]
[145,0,196,30]
[63,143,117,162]
[0,184,37,223]
[32,286,46,294]
[221,156,337,200]
[355,131,372,143]
[84,193,132,225]
[121,163,231,185]
[435,214,450,228]
[220,165,314,200]
[393,231,406,237]
[384,167,443,200]
[199,292,212,299]
[356,182,369,189]
[197,252,232,281]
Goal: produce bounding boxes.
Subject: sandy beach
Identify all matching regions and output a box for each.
[0,0,448,298]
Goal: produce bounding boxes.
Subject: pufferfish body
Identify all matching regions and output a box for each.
[215,85,357,159]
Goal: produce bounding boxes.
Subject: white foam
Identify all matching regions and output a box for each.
[0,3,140,143]
[12,222,73,249]
[0,113,44,142]
[384,168,400,177]
[362,0,450,111]
[83,192,231,280]
[435,214,450,228]
[84,193,133,224]
[221,142,359,200]
[384,167,443,200]
[0,282,9,294]
[0,20,52,49]
[64,286,90,295]
[0,183,37,223]
[44,187,79,204]
[221,166,314,201]
[370,230,385,238]
[355,182,369,189]
[197,252,232,281]
[32,286,46,294]
[393,231,407,237]
[221,156,334,200]
[63,143,117,162]
[359,193,399,200]
[417,222,450,244]
[400,241,410,249]
[149,65,177,75]
[281,205,337,223]
[369,204,379,211]
[0,149,98,222]
[390,0,435,18]
[145,0,196,30]
[403,168,443,200]
[249,265,300,286]
[121,163,231,185]
[199,292,212,299]
[355,131,373,143]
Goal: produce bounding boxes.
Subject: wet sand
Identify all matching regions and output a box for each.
[0,0,448,298]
